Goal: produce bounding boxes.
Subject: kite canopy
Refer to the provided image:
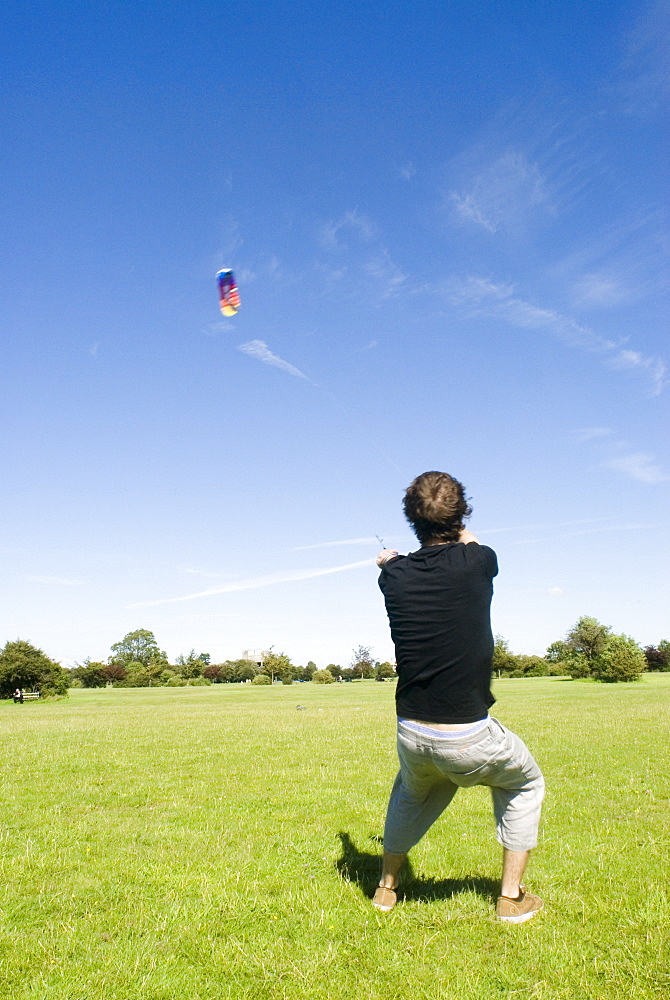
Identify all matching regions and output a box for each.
[217,269,240,316]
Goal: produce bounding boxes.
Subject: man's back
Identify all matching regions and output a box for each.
[378,541,498,724]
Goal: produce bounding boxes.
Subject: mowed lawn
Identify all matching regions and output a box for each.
[0,676,668,1000]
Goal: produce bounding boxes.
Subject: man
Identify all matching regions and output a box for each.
[374,471,545,923]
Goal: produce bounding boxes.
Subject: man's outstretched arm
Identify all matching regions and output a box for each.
[376,548,399,567]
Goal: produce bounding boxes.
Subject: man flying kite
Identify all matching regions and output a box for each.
[374,471,545,923]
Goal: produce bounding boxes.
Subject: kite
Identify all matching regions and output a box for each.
[217,269,240,316]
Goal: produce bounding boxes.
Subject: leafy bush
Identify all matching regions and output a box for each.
[251,674,271,685]
[187,676,211,686]
[281,674,293,685]
[492,635,517,676]
[312,669,335,684]
[644,642,670,671]
[165,675,187,687]
[564,652,592,679]
[70,661,109,688]
[0,639,69,698]
[591,635,646,683]
[203,664,225,683]
[508,655,552,678]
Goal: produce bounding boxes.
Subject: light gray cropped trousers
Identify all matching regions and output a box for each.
[383,716,545,855]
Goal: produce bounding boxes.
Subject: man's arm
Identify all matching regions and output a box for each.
[459,528,480,544]
[376,548,399,567]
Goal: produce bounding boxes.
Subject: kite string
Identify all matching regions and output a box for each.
[313,381,405,475]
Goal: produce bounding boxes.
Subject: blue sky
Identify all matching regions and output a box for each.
[2,1,668,669]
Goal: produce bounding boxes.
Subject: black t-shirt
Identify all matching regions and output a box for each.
[378,542,498,723]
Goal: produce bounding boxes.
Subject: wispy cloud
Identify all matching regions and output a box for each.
[204,320,235,337]
[547,587,565,596]
[89,342,99,357]
[617,0,670,116]
[608,350,667,395]
[238,340,309,380]
[129,558,375,609]
[292,537,379,551]
[447,275,665,393]
[479,516,621,536]
[575,427,613,443]
[448,276,614,352]
[364,250,407,298]
[25,575,83,586]
[512,523,657,546]
[577,424,668,484]
[571,272,626,308]
[184,567,227,579]
[449,151,551,234]
[398,162,416,181]
[321,210,375,250]
[317,210,407,304]
[601,452,669,484]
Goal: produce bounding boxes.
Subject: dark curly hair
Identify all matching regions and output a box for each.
[403,471,472,545]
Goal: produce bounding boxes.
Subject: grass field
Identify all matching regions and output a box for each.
[0,675,668,999]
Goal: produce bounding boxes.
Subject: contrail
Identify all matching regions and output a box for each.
[129,558,375,609]
[238,339,310,380]
[292,537,379,551]
[237,338,403,473]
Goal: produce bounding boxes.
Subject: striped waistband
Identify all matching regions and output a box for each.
[397,716,489,739]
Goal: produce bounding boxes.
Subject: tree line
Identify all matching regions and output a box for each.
[494,616,669,683]
[66,636,395,688]
[0,619,668,698]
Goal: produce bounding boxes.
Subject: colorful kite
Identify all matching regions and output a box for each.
[217,269,241,316]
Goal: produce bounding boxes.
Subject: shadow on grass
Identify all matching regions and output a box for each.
[335,831,499,905]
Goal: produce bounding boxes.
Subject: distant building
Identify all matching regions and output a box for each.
[242,649,270,668]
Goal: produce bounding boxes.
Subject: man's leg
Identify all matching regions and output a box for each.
[379,850,406,890]
[374,737,459,911]
[500,847,530,898]
[485,721,545,922]
[372,850,407,912]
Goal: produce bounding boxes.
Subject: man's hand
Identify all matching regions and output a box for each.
[376,548,399,567]
[458,529,480,544]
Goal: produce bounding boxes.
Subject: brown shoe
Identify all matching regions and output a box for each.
[496,887,544,923]
[372,883,398,912]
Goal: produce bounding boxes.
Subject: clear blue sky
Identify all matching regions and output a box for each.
[2,1,668,669]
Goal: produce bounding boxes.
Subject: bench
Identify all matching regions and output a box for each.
[14,692,40,702]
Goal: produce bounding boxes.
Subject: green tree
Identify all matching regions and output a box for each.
[116,661,153,687]
[109,629,166,668]
[545,640,571,664]
[375,661,396,679]
[351,645,375,679]
[262,651,292,682]
[312,668,335,684]
[325,663,342,679]
[492,635,516,677]
[565,616,612,662]
[251,673,271,685]
[71,660,108,688]
[231,659,258,682]
[592,635,646,683]
[174,650,210,679]
[559,616,612,680]
[0,639,69,698]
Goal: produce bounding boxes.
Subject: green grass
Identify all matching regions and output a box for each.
[0,676,668,999]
